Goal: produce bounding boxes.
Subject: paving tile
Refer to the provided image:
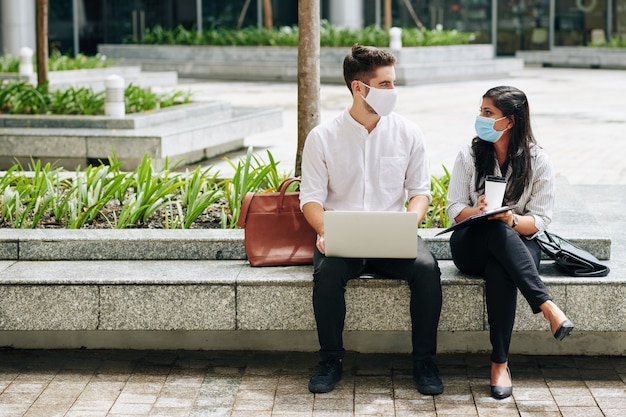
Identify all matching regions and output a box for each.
[311,411,353,417]
[603,410,626,417]
[109,401,153,414]
[395,411,436,417]
[65,411,108,417]
[230,410,272,417]
[312,396,354,411]
[516,400,560,412]
[559,406,605,417]
[147,407,191,417]
[69,399,116,412]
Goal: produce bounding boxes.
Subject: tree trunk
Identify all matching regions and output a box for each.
[384,0,392,29]
[36,0,49,90]
[401,0,425,31]
[263,0,273,31]
[296,0,320,177]
[237,0,252,30]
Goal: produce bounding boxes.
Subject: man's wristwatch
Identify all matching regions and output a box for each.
[511,214,519,228]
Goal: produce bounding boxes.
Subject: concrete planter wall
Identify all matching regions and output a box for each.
[0,65,177,90]
[0,101,281,170]
[98,43,524,85]
[516,47,626,69]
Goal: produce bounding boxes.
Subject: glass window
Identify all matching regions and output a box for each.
[498,0,550,55]
[555,0,608,46]
[49,0,74,53]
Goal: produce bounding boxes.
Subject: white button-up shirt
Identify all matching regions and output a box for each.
[300,107,431,212]
[446,143,554,237]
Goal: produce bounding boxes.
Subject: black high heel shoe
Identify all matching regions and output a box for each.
[553,319,574,341]
[490,366,512,399]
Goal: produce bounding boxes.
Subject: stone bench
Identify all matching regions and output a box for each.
[0,228,621,356]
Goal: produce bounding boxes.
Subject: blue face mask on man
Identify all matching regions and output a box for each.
[474,115,509,143]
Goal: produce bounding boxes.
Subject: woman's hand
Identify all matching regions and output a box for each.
[454,199,487,223]
[477,195,488,212]
[489,210,516,227]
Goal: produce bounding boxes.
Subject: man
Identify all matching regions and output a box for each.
[299,44,443,396]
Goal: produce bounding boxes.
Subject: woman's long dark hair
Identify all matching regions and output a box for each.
[472,86,535,203]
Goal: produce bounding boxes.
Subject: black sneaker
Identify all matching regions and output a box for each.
[413,359,444,395]
[308,358,343,393]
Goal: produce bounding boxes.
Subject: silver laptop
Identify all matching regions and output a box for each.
[324,211,418,259]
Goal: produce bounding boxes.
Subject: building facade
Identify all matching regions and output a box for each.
[1,0,625,57]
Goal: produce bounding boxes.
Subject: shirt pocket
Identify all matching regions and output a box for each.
[378,156,406,203]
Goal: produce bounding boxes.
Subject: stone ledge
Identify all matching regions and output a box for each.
[0,101,230,130]
[0,228,611,261]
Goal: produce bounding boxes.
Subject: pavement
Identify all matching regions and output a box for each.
[1,67,626,416]
[1,349,625,417]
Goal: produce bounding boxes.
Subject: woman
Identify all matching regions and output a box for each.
[446,86,574,400]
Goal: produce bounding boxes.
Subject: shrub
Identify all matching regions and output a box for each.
[124,23,475,48]
[0,150,451,230]
[0,80,192,115]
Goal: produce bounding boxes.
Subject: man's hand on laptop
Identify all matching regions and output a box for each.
[316,234,326,254]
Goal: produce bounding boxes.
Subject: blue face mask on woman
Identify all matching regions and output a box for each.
[474,115,509,143]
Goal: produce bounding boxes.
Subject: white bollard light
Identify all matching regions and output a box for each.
[105,75,125,118]
[19,47,34,78]
[389,27,403,51]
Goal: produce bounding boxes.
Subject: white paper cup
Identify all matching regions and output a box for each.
[484,176,506,211]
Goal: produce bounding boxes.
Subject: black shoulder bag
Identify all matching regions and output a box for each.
[536,231,610,277]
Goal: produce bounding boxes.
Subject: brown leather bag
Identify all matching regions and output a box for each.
[237,178,317,266]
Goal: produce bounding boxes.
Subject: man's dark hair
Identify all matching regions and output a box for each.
[343,44,396,93]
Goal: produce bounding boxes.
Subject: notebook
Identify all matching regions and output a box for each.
[323,211,418,259]
[434,205,518,236]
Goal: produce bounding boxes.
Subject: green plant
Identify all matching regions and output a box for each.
[0,54,20,72]
[65,163,129,228]
[422,166,451,229]
[180,165,222,228]
[48,50,110,71]
[0,80,50,114]
[50,86,106,115]
[592,35,626,48]
[124,84,159,113]
[6,160,58,228]
[220,147,276,228]
[0,51,110,73]
[116,154,186,228]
